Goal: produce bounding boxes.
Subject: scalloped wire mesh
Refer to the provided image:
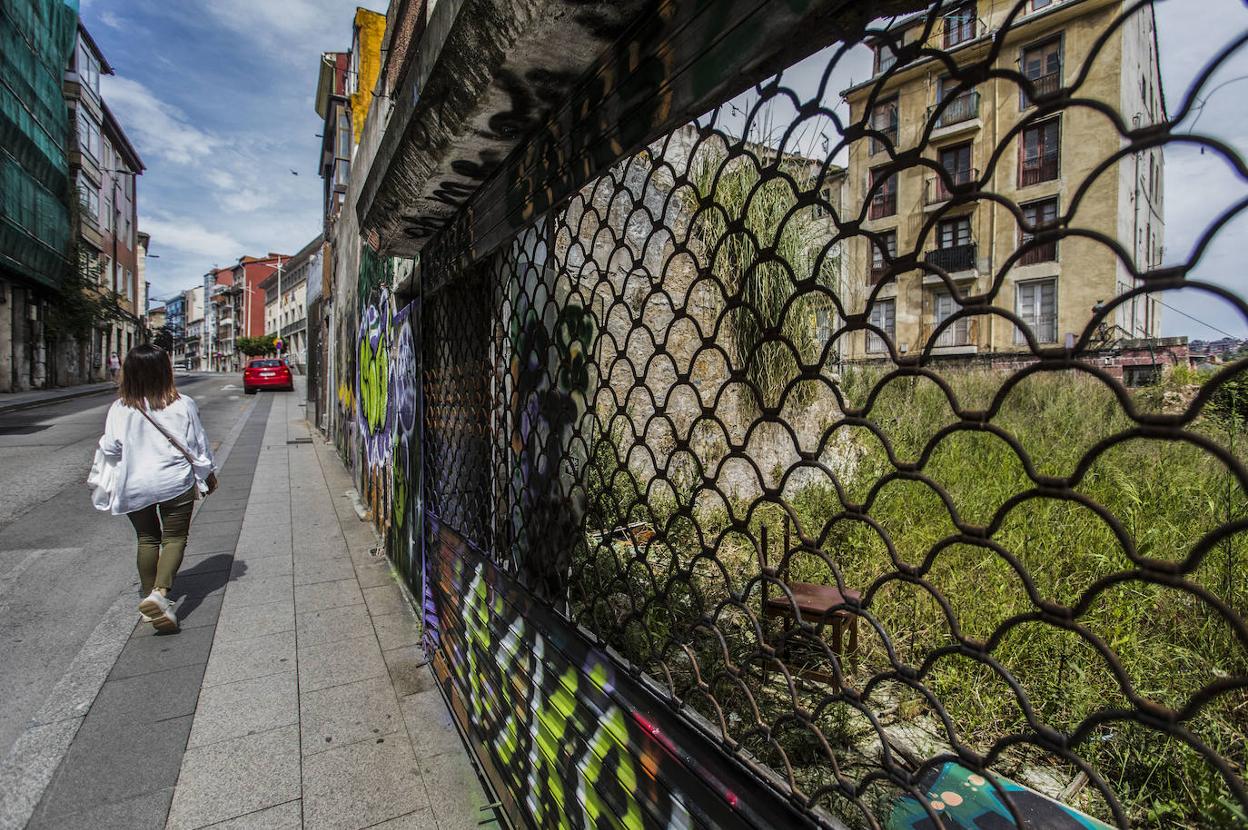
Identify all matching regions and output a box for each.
[421,1,1248,827]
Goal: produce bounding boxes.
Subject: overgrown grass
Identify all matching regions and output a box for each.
[571,366,1248,829]
[683,147,838,412]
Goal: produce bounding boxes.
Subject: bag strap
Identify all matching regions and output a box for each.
[137,405,198,466]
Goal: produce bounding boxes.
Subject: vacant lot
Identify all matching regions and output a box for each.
[573,365,1248,829]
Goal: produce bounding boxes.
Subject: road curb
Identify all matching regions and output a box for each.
[0,385,116,416]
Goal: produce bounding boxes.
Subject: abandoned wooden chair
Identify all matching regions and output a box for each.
[758,518,861,688]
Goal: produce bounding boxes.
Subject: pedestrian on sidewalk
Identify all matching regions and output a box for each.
[88,344,218,632]
[108,352,120,381]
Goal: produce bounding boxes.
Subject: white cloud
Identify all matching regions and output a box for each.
[141,215,243,259]
[99,10,123,29]
[100,76,223,165]
[202,0,386,56]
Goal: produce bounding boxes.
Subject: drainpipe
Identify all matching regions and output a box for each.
[988,60,999,351]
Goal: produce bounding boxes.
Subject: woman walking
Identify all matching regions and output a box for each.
[90,344,217,632]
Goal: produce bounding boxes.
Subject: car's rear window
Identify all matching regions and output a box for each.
[249,360,284,368]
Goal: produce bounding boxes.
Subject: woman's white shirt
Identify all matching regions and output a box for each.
[97,395,216,515]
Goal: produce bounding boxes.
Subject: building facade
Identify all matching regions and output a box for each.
[184,284,204,370]
[63,24,145,377]
[841,0,1164,362]
[0,0,77,391]
[206,254,288,371]
[261,234,321,372]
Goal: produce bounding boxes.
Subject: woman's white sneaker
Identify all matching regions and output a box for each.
[138,590,170,617]
[138,592,178,632]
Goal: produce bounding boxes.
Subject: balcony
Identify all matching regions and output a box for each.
[1018,239,1058,265]
[870,264,893,285]
[868,191,897,220]
[925,167,977,204]
[1019,153,1059,187]
[925,242,977,273]
[870,125,898,156]
[1021,71,1061,108]
[930,91,979,129]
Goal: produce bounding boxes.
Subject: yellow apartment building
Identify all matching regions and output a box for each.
[841,0,1165,360]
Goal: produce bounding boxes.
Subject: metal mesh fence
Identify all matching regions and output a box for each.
[421,1,1248,826]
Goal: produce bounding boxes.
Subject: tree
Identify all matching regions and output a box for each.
[45,199,129,343]
[236,334,277,356]
[152,325,175,352]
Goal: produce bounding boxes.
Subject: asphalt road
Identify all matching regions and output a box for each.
[0,373,256,764]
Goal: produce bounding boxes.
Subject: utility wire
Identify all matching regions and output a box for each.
[1153,294,1240,339]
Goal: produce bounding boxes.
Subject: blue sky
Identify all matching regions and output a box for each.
[82,0,385,304]
[87,0,1246,339]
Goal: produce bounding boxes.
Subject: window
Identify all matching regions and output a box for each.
[1123,364,1160,387]
[334,158,351,189]
[867,299,895,354]
[101,193,112,232]
[938,216,972,249]
[874,42,898,75]
[1020,197,1058,263]
[1031,0,1054,10]
[101,254,112,288]
[933,290,971,347]
[1021,37,1062,107]
[870,230,898,283]
[1019,118,1060,186]
[122,268,132,298]
[936,77,978,127]
[336,110,352,159]
[1016,278,1057,343]
[931,141,974,201]
[869,167,897,219]
[870,97,899,154]
[928,217,975,271]
[944,2,977,47]
[79,181,99,218]
[76,39,100,94]
[77,109,100,159]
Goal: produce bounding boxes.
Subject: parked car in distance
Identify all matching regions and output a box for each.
[243,358,293,394]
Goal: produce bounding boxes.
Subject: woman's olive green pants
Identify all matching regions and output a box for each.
[126,487,196,597]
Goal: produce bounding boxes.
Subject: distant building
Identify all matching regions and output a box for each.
[207,254,289,372]
[841,0,1165,361]
[146,305,166,330]
[261,234,322,372]
[184,285,205,370]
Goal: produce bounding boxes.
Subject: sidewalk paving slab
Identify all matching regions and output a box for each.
[157,390,493,830]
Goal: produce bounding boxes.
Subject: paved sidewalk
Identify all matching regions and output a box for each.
[160,392,492,829]
[17,390,493,829]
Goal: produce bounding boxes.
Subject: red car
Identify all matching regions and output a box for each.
[243,359,293,394]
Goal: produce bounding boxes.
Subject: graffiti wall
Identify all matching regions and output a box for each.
[329,242,425,605]
[428,521,813,830]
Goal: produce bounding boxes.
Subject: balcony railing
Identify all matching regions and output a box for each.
[925,242,977,272]
[870,125,898,155]
[930,91,980,128]
[925,167,977,204]
[868,190,897,219]
[1019,153,1059,186]
[1021,70,1061,107]
[1019,238,1058,265]
[870,264,892,284]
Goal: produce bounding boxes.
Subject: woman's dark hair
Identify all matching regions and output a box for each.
[118,344,179,410]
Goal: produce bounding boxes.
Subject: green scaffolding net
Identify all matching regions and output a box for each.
[0,0,79,289]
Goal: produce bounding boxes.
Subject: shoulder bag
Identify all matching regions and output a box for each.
[137,407,219,498]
